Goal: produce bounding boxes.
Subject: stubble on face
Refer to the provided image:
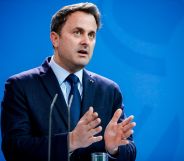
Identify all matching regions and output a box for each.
[53,11,97,73]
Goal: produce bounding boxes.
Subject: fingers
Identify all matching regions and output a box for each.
[81,107,99,124]
[120,115,136,140]
[123,122,136,132]
[89,126,102,136]
[88,117,101,130]
[120,139,129,145]
[71,107,102,150]
[81,106,93,122]
[88,135,103,144]
[121,115,134,126]
[111,109,122,123]
[121,115,136,134]
[80,107,101,129]
[121,128,134,140]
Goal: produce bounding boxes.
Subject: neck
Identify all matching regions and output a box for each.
[53,54,83,73]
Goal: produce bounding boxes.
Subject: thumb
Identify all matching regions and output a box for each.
[111,109,122,123]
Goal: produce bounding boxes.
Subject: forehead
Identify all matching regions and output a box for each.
[63,11,97,32]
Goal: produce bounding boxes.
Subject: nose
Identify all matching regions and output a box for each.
[80,34,90,46]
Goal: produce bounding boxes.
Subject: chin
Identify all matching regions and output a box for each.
[75,62,88,69]
[77,59,90,66]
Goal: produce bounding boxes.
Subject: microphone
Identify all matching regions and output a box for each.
[68,94,73,132]
[48,93,58,161]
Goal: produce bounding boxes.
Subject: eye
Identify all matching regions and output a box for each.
[88,32,96,39]
[73,30,81,37]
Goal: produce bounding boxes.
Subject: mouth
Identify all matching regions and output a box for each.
[77,49,88,55]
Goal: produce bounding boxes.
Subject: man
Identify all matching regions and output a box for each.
[1,2,136,161]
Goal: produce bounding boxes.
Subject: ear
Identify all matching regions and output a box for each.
[50,32,59,48]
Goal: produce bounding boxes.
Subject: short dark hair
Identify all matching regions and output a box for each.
[50,2,101,35]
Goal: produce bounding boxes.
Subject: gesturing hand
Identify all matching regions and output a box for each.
[104,109,136,155]
[69,107,103,152]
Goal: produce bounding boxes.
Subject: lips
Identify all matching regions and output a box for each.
[78,49,88,55]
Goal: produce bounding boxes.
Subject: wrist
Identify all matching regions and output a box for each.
[69,132,78,152]
[105,146,118,155]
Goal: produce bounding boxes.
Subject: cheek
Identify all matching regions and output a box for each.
[59,40,73,52]
[90,42,95,52]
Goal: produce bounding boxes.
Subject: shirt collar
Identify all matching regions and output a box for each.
[49,56,83,85]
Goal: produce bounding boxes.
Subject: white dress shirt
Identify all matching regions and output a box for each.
[49,56,83,105]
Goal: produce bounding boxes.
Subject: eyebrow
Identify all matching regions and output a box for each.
[73,27,96,33]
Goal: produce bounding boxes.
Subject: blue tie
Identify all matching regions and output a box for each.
[66,74,81,131]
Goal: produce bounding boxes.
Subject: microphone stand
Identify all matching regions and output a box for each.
[48,93,58,161]
[67,95,73,161]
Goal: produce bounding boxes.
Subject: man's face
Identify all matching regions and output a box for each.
[51,11,97,73]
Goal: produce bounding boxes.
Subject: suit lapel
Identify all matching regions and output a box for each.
[81,69,96,115]
[39,58,96,126]
[39,58,68,128]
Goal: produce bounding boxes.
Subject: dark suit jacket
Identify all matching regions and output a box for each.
[1,57,136,161]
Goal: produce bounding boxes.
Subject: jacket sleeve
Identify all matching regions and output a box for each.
[1,77,68,161]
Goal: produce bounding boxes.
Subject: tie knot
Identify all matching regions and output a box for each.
[66,74,79,85]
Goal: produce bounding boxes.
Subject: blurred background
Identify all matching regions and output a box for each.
[0,0,184,160]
